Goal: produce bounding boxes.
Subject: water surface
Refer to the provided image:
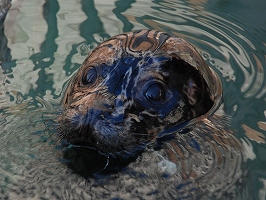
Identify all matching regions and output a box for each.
[0,0,266,199]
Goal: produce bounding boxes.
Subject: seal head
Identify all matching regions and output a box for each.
[59,30,222,155]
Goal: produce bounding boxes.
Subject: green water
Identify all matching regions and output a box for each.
[0,0,266,199]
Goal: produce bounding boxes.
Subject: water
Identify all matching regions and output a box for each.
[0,0,266,199]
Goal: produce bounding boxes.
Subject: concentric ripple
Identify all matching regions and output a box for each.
[0,0,265,199]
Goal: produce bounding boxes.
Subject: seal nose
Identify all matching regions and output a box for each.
[73,102,125,128]
[105,98,125,124]
[71,108,103,127]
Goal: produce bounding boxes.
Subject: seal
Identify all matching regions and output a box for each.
[58,30,222,157]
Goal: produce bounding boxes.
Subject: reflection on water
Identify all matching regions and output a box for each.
[0,0,266,199]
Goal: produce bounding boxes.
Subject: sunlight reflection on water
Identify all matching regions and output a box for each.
[0,0,266,199]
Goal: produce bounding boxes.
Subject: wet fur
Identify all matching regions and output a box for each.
[58,30,220,157]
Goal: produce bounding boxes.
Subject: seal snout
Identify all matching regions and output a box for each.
[60,105,146,154]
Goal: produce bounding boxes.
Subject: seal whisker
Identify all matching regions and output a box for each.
[94,155,110,175]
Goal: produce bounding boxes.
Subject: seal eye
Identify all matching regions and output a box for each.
[82,67,97,85]
[145,83,165,102]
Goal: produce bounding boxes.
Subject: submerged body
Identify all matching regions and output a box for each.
[59,30,222,155]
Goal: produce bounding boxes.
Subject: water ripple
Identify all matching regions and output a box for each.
[0,0,266,199]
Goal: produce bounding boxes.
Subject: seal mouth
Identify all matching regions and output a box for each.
[63,142,141,178]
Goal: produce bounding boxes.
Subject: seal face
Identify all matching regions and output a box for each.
[58,30,222,155]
